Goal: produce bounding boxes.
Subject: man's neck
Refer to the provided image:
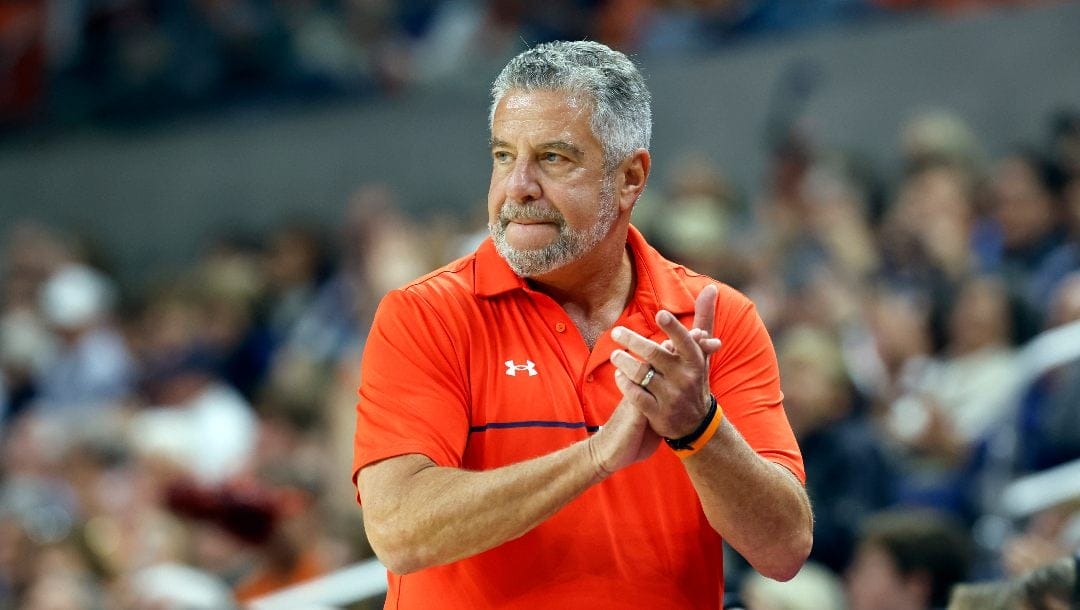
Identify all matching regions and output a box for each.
[526,235,634,349]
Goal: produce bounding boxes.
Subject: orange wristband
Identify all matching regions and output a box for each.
[670,400,723,459]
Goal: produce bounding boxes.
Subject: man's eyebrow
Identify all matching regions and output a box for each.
[539,141,583,157]
[488,138,584,158]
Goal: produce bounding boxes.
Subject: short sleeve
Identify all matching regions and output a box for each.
[711,290,805,484]
[352,288,471,494]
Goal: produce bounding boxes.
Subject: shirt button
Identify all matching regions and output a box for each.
[555,322,567,333]
[586,374,594,383]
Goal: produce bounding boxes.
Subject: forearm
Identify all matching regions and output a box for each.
[682,419,812,581]
[606,287,811,578]
[358,440,604,574]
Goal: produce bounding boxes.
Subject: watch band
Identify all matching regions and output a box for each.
[664,394,722,457]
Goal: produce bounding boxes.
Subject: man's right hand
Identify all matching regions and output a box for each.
[586,391,661,478]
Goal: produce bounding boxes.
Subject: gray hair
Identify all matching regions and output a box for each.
[489,40,652,172]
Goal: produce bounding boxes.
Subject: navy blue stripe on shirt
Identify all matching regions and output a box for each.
[469,420,601,433]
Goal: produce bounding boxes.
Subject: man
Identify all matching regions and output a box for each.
[353,40,812,609]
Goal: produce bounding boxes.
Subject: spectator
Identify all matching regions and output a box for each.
[127,291,256,485]
[32,264,134,416]
[900,111,984,179]
[645,151,746,284]
[856,286,935,411]
[846,508,971,610]
[986,150,1069,338]
[194,233,273,401]
[0,224,67,427]
[884,275,1019,516]
[277,184,388,368]
[779,324,895,572]
[260,220,330,350]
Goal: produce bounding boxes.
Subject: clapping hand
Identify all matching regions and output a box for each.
[609,285,722,439]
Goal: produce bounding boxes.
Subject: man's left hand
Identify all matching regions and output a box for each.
[609,285,721,439]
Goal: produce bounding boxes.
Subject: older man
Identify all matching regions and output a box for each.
[353,40,811,609]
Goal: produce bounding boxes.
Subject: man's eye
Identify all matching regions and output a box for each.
[542,152,563,163]
[493,151,511,163]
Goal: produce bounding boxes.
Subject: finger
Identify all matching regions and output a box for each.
[663,331,721,365]
[611,326,678,372]
[699,337,722,355]
[692,330,722,355]
[692,284,718,337]
[609,349,655,385]
[613,370,658,416]
[654,309,701,362]
[681,329,722,355]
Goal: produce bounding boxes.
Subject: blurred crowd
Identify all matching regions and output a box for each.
[3,99,1080,608]
[0,0,1062,131]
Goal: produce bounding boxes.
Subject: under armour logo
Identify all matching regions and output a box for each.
[505,360,538,377]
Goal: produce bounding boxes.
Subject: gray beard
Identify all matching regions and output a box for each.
[489,188,618,277]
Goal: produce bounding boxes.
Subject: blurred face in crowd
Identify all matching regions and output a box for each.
[487,89,619,277]
[901,166,972,228]
[870,291,932,372]
[847,543,928,610]
[992,156,1058,250]
[778,328,848,437]
[947,277,1011,355]
[265,228,321,291]
[780,358,841,436]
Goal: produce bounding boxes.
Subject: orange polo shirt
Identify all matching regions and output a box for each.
[353,225,803,610]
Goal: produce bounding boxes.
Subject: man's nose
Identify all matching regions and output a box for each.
[505,157,542,202]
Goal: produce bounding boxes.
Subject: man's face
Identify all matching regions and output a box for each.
[487,89,618,277]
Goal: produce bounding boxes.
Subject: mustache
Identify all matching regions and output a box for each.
[498,203,564,225]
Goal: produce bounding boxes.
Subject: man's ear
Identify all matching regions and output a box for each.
[618,148,651,212]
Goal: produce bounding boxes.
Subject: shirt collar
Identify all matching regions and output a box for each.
[474,225,699,317]
[473,236,528,297]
